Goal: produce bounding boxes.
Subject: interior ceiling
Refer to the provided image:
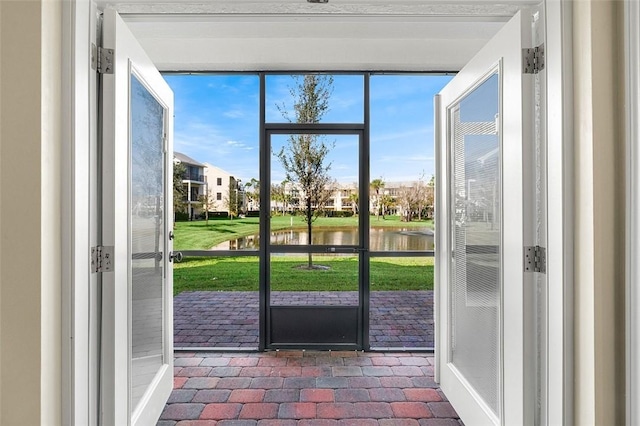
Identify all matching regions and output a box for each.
[103,0,540,71]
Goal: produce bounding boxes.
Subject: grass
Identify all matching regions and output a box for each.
[172,215,435,294]
[173,256,434,295]
[174,215,433,250]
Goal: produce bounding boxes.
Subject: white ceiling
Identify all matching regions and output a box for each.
[105,1,540,71]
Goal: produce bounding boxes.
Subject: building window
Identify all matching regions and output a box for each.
[217,178,222,186]
[216,192,222,201]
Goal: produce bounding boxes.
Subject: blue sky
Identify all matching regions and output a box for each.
[163,74,452,184]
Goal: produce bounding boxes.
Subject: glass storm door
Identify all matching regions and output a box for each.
[436,10,533,426]
[101,9,174,426]
[264,129,368,350]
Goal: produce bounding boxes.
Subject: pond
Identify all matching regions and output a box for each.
[212,227,434,251]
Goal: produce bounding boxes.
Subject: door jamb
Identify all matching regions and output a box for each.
[61,1,100,425]
[544,1,574,425]
[60,3,574,425]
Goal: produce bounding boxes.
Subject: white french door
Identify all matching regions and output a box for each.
[436,10,533,426]
[101,9,174,426]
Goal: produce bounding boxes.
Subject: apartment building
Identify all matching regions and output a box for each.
[203,162,243,215]
[174,151,206,219]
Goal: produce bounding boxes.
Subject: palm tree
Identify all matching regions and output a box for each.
[348,190,359,216]
[370,178,385,221]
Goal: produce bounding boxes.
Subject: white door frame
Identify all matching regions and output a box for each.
[61,1,100,424]
[625,1,640,425]
[61,1,574,425]
[544,1,574,425]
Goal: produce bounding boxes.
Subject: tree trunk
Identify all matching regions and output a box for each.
[307,197,313,268]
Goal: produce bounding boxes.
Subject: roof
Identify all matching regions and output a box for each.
[173,151,205,167]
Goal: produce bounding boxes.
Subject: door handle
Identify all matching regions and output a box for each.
[326,247,367,253]
[169,251,183,262]
[169,231,175,240]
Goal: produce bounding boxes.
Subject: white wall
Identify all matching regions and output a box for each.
[573,1,626,424]
[204,163,234,212]
[0,1,62,425]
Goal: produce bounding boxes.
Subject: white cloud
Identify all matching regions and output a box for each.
[223,109,245,119]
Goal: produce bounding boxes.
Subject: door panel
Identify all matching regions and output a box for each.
[450,71,501,416]
[437,10,532,426]
[102,8,174,426]
[266,130,366,349]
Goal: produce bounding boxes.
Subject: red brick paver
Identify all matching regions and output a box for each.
[174,291,434,349]
[157,351,459,425]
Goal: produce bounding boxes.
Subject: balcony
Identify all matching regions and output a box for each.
[182,173,205,183]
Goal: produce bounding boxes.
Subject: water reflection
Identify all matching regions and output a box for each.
[212,227,434,251]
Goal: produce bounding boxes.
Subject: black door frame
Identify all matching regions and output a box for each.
[258,73,371,350]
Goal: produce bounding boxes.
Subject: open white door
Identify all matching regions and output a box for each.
[436,10,533,426]
[101,8,174,426]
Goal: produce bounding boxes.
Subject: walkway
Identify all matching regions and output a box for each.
[174,291,434,349]
[158,350,461,425]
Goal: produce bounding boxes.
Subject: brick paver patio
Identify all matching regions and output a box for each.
[158,351,461,425]
[174,291,434,349]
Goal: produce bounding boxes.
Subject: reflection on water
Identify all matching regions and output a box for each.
[212,227,434,251]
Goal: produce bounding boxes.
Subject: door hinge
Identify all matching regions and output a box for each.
[524,245,546,273]
[91,245,114,273]
[91,43,114,74]
[523,44,545,74]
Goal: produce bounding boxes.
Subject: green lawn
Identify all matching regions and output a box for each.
[174,215,433,250]
[172,215,434,294]
[173,256,434,295]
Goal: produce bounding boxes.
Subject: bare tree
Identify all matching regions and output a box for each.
[396,174,433,222]
[397,184,419,222]
[276,74,335,269]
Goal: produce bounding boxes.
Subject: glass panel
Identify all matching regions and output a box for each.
[270,134,359,246]
[130,74,165,412]
[369,257,434,348]
[369,75,451,244]
[265,74,364,123]
[367,75,450,349]
[450,72,500,414]
[164,74,261,349]
[270,253,359,306]
[173,256,259,347]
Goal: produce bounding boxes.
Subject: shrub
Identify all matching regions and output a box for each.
[174,211,190,221]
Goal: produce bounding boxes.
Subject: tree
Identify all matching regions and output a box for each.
[173,162,187,224]
[224,177,240,220]
[425,175,435,219]
[243,178,260,212]
[347,185,359,215]
[380,194,395,217]
[397,184,418,222]
[396,174,433,222]
[276,74,335,269]
[271,183,284,215]
[370,178,385,220]
[271,180,293,216]
[198,189,217,225]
